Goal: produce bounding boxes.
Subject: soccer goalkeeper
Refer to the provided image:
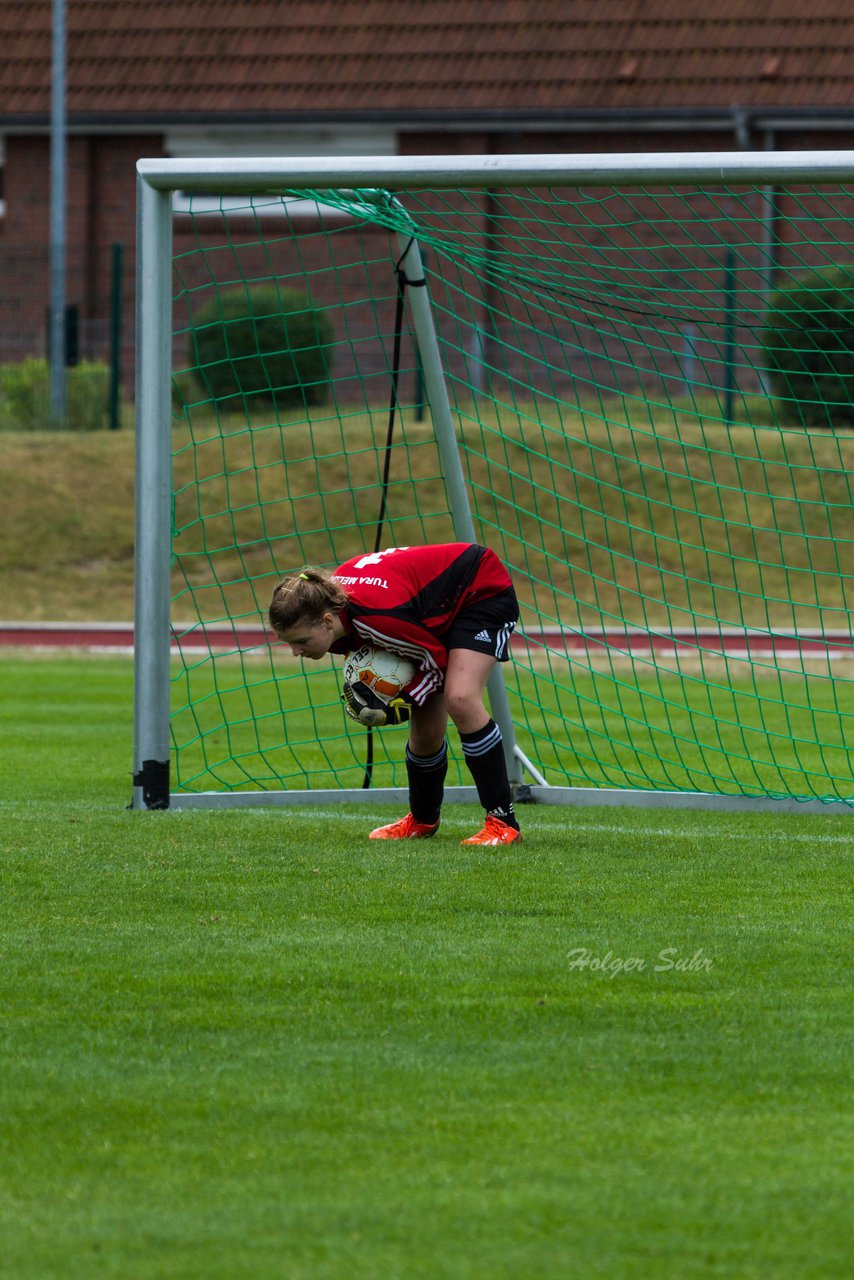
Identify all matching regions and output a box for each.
[267,543,522,846]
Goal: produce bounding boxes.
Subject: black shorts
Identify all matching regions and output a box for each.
[444,587,519,662]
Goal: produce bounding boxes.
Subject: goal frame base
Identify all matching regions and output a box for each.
[166,785,852,815]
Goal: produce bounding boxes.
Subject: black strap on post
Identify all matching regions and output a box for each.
[132,758,170,809]
[362,239,421,790]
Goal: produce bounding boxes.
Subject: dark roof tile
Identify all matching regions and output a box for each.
[2,1,854,118]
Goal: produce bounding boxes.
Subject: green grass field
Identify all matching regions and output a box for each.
[2,654,853,1279]
[167,650,854,802]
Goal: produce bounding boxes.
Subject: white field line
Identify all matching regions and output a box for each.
[189,807,853,843]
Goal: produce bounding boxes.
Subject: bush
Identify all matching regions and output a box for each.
[189,286,334,410]
[0,358,111,431]
[762,264,854,428]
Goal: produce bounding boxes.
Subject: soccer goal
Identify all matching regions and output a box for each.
[133,152,854,813]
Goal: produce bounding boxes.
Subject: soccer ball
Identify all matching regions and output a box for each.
[342,644,417,703]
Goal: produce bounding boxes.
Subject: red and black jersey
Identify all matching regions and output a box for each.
[329,543,512,704]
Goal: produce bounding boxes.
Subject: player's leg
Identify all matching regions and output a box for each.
[408,688,449,756]
[444,648,521,844]
[405,693,449,826]
[369,693,448,839]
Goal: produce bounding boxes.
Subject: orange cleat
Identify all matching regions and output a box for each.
[461,815,522,846]
[369,813,440,840]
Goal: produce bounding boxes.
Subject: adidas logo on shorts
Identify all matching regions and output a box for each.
[474,629,491,642]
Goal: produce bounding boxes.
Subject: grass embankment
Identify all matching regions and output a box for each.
[1,656,854,1279]
[0,431,136,620]
[2,402,851,625]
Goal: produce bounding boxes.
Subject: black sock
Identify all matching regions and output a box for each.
[406,741,448,825]
[459,719,520,830]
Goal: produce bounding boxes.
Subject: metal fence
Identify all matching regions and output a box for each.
[0,243,125,428]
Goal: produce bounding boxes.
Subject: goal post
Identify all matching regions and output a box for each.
[133,151,854,813]
[133,174,172,810]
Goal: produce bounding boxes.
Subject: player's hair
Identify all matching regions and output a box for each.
[267,567,349,633]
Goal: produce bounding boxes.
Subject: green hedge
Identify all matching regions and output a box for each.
[189,286,334,410]
[0,359,110,431]
[762,264,854,428]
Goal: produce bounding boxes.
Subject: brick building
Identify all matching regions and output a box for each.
[1,1,854,400]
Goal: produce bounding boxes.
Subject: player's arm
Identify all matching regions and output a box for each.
[351,617,447,706]
[341,682,415,727]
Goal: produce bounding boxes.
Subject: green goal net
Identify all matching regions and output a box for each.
[137,158,853,810]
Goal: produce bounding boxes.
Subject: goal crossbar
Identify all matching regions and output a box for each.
[137,150,854,192]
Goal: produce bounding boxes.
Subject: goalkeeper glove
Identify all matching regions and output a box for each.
[342,680,414,727]
[372,693,414,727]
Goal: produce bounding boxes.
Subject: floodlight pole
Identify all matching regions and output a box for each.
[49,0,67,426]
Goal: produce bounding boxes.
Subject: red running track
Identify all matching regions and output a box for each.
[2,622,852,660]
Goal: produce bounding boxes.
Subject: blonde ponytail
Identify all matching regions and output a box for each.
[268,566,349,633]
